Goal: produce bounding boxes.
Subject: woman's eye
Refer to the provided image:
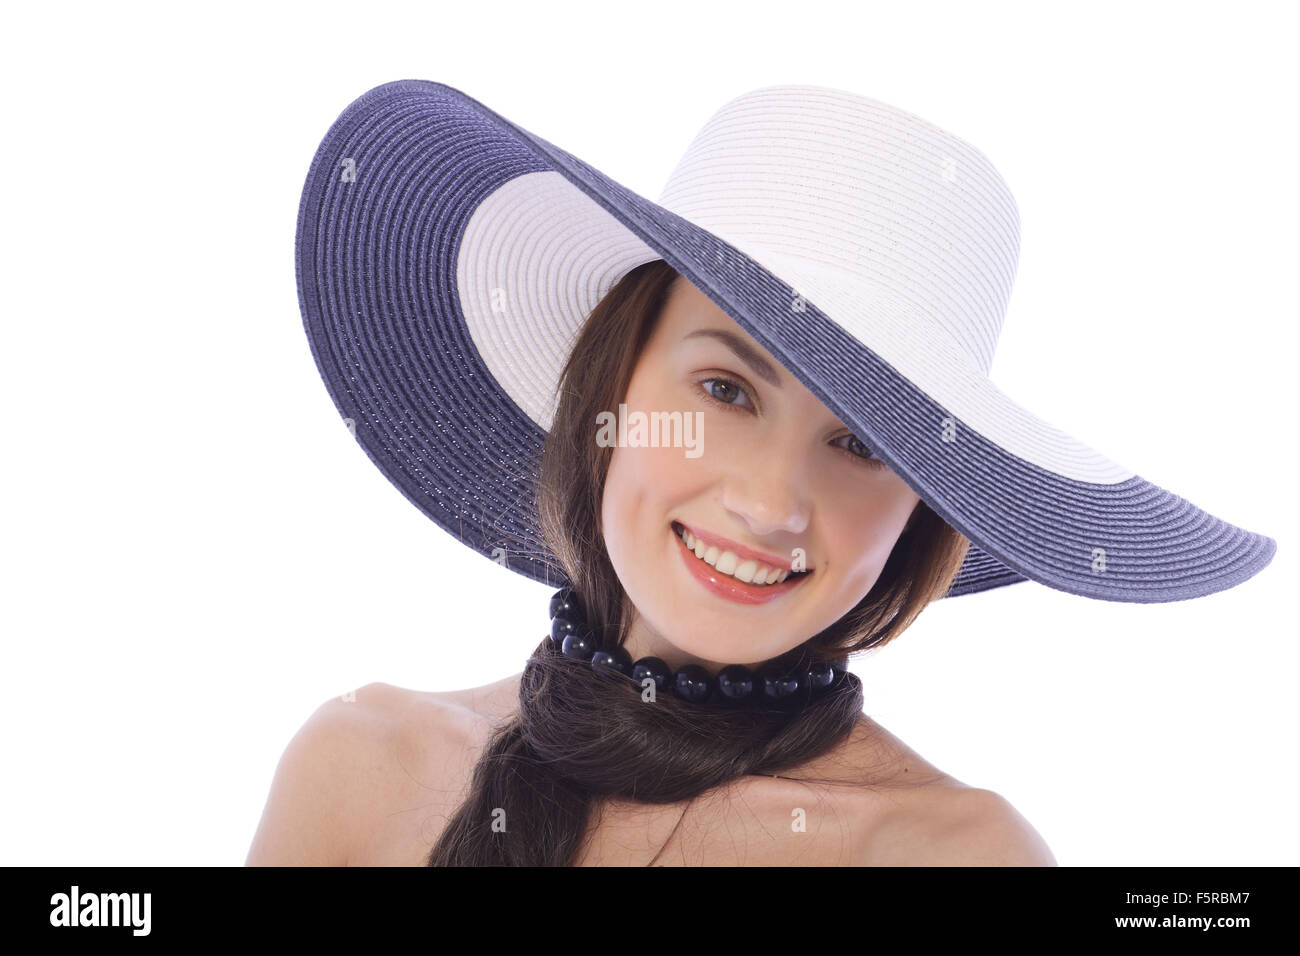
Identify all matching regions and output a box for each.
[831,433,882,464]
[697,377,755,411]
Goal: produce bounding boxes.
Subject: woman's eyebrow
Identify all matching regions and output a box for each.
[681,329,783,389]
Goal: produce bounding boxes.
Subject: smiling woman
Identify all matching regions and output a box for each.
[419,258,980,866]
[278,79,1274,869]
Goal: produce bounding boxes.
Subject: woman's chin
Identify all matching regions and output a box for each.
[662,637,784,671]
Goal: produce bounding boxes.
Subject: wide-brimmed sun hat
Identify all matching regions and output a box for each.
[294,79,1276,603]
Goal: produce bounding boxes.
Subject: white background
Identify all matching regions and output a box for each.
[2,0,1294,867]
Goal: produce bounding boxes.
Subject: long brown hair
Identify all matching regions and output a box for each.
[426,259,970,866]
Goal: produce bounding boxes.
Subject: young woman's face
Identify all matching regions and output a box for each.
[601,275,922,671]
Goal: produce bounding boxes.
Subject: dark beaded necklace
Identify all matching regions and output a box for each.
[547,586,841,711]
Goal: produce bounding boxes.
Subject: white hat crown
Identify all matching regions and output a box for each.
[656,85,1021,376]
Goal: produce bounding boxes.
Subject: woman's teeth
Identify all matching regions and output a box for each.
[676,525,803,586]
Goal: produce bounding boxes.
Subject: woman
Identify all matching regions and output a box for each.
[248,81,1276,866]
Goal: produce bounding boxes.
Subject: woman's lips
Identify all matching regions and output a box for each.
[671,523,812,606]
[675,519,799,572]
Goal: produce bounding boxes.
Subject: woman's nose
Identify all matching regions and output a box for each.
[720,460,812,539]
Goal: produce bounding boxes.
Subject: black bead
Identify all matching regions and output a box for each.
[673,664,714,704]
[591,645,632,676]
[808,660,836,691]
[630,657,672,696]
[549,587,584,623]
[550,614,585,645]
[560,631,597,661]
[716,664,755,701]
[759,666,804,703]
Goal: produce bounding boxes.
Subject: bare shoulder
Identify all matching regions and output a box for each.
[795,716,1056,866]
[245,682,469,867]
[862,784,1058,866]
[433,671,525,724]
